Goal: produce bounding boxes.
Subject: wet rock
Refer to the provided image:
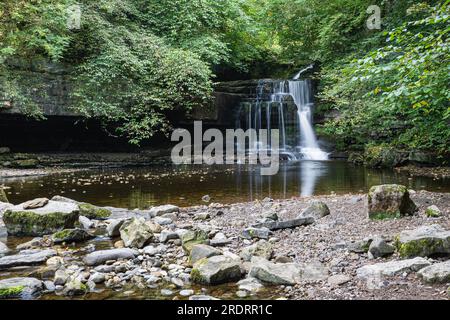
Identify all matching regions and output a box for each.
[119,217,153,248]
[181,230,209,253]
[51,196,78,204]
[368,237,395,258]
[298,201,330,220]
[106,219,125,237]
[368,184,417,220]
[114,240,125,248]
[356,257,431,279]
[52,228,94,244]
[154,216,172,226]
[44,281,55,292]
[3,200,79,236]
[189,295,220,300]
[179,289,194,297]
[395,224,450,257]
[252,217,314,231]
[249,257,301,285]
[0,277,43,299]
[418,260,450,283]
[78,215,94,230]
[0,241,10,255]
[327,274,351,286]
[161,289,173,296]
[16,237,52,250]
[237,277,264,293]
[61,277,88,296]
[159,230,179,243]
[240,240,274,262]
[54,269,69,285]
[189,244,222,266]
[148,205,179,217]
[242,227,271,240]
[79,203,111,219]
[425,205,441,218]
[301,261,329,281]
[46,256,64,268]
[0,249,57,269]
[89,272,106,284]
[84,248,138,266]
[22,198,49,210]
[191,255,242,285]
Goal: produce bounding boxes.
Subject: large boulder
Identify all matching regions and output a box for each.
[0,249,57,269]
[417,260,450,283]
[119,217,153,248]
[0,277,43,299]
[83,248,138,266]
[298,201,330,220]
[189,244,222,266]
[356,257,431,279]
[395,224,450,258]
[191,255,242,285]
[51,228,94,244]
[3,200,79,236]
[78,203,111,219]
[249,256,301,285]
[367,184,417,220]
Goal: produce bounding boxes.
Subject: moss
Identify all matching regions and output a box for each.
[425,208,441,218]
[190,258,208,284]
[396,238,445,258]
[53,229,72,240]
[181,230,208,253]
[0,286,24,298]
[79,203,111,219]
[0,188,8,203]
[369,211,401,220]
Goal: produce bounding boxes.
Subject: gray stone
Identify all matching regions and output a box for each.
[0,241,10,255]
[189,295,220,300]
[298,201,330,220]
[263,210,278,221]
[54,269,69,285]
[396,224,450,257]
[237,277,264,293]
[368,237,395,258]
[425,205,441,218]
[249,256,301,285]
[356,257,431,279]
[154,216,173,225]
[0,277,43,298]
[300,261,329,281]
[240,240,274,262]
[22,198,49,210]
[0,249,57,269]
[417,260,450,283]
[3,200,80,236]
[44,280,56,292]
[52,228,94,244]
[179,289,194,297]
[16,237,51,250]
[159,230,179,243]
[191,255,242,285]
[119,217,153,248]
[161,289,173,296]
[62,277,88,296]
[348,238,372,253]
[210,233,232,247]
[78,216,94,230]
[327,274,351,286]
[194,212,211,221]
[51,196,78,204]
[148,205,179,217]
[89,272,106,284]
[252,217,314,231]
[242,227,271,240]
[142,245,158,256]
[181,230,209,253]
[106,219,125,237]
[84,248,138,266]
[368,184,417,219]
[189,244,222,265]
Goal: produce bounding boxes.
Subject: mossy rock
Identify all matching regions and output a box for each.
[0,286,24,298]
[12,159,39,168]
[395,225,450,258]
[79,203,111,219]
[52,228,94,244]
[425,205,441,218]
[0,188,8,203]
[181,230,209,253]
[368,184,417,220]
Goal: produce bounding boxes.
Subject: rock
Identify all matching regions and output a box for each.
[237,277,264,293]
[425,205,441,218]
[159,230,179,243]
[0,249,57,269]
[236,290,248,298]
[242,227,271,240]
[368,237,395,258]
[52,228,94,244]
[153,217,172,226]
[119,217,153,248]
[274,256,293,263]
[194,212,211,221]
[210,233,232,247]
[0,241,10,255]
[0,202,13,215]
[181,230,209,253]
[189,295,220,300]
[46,256,64,268]
[54,269,69,285]
[147,221,163,233]
[298,201,330,220]
[62,277,88,296]
[263,210,278,221]
[395,224,450,257]
[249,257,301,285]
[418,260,450,283]
[161,289,173,296]
[171,277,184,288]
[14,159,39,168]
[51,196,78,204]
[191,255,242,285]
[78,215,94,230]
[148,205,179,217]
[83,248,138,266]
[356,257,431,279]
[79,203,111,219]
[301,261,329,281]
[327,274,351,286]
[3,200,80,236]
[114,240,125,248]
[240,240,273,262]
[252,217,314,231]
[16,237,52,250]
[348,238,372,253]
[142,245,158,256]
[44,281,56,292]
[90,272,106,284]
[0,277,43,299]
[179,289,194,297]
[0,188,9,203]
[367,184,417,219]
[106,219,125,237]
[22,198,49,210]
[0,147,10,154]
[202,195,211,203]
[189,244,222,266]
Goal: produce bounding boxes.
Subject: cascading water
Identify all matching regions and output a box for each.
[235,77,328,161]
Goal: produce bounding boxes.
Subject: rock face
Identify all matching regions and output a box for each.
[181,230,209,252]
[417,260,450,283]
[148,205,179,217]
[395,224,450,258]
[356,257,431,279]
[191,255,242,285]
[367,184,417,219]
[78,203,111,219]
[189,244,222,266]
[252,217,314,231]
[0,249,57,269]
[51,228,94,244]
[249,257,301,285]
[3,200,79,236]
[298,201,330,220]
[0,277,43,299]
[84,248,137,266]
[119,217,153,248]
[368,237,395,258]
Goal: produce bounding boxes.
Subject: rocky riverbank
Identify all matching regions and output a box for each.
[0,186,449,300]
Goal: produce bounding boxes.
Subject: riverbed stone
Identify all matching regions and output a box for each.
[89,272,106,284]
[0,249,57,269]
[395,224,450,257]
[106,219,125,237]
[240,240,274,262]
[61,277,88,296]
[327,274,351,286]
[0,241,9,255]
[83,248,138,266]
[252,217,314,231]
[3,200,80,236]
[119,217,153,248]
[16,237,52,250]
[79,203,111,219]
[52,228,94,244]
[181,230,209,253]
[301,261,329,281]
[417,260,450,283]
[154,216,173,226]
[210,232,232,247]
[368,237,395,258]
[356,257,431,279]
[425,205,441,218]
[242,227,271,240]
[367,184,417,219]
[0,188,9,203]
[298,201,330,220]
[189,244,222,266]
[348,238,372,253]
[148,205,179,217]
[191,255,242,285]
[78,215,94,229]
[22,198,49,210]
[54,269,69,285]
[159,230,179,243]
[0,277,43,299]
[237,277,264,293]
[249,257,301,285]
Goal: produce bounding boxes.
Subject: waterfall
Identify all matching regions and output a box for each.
[236,78,328,161]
